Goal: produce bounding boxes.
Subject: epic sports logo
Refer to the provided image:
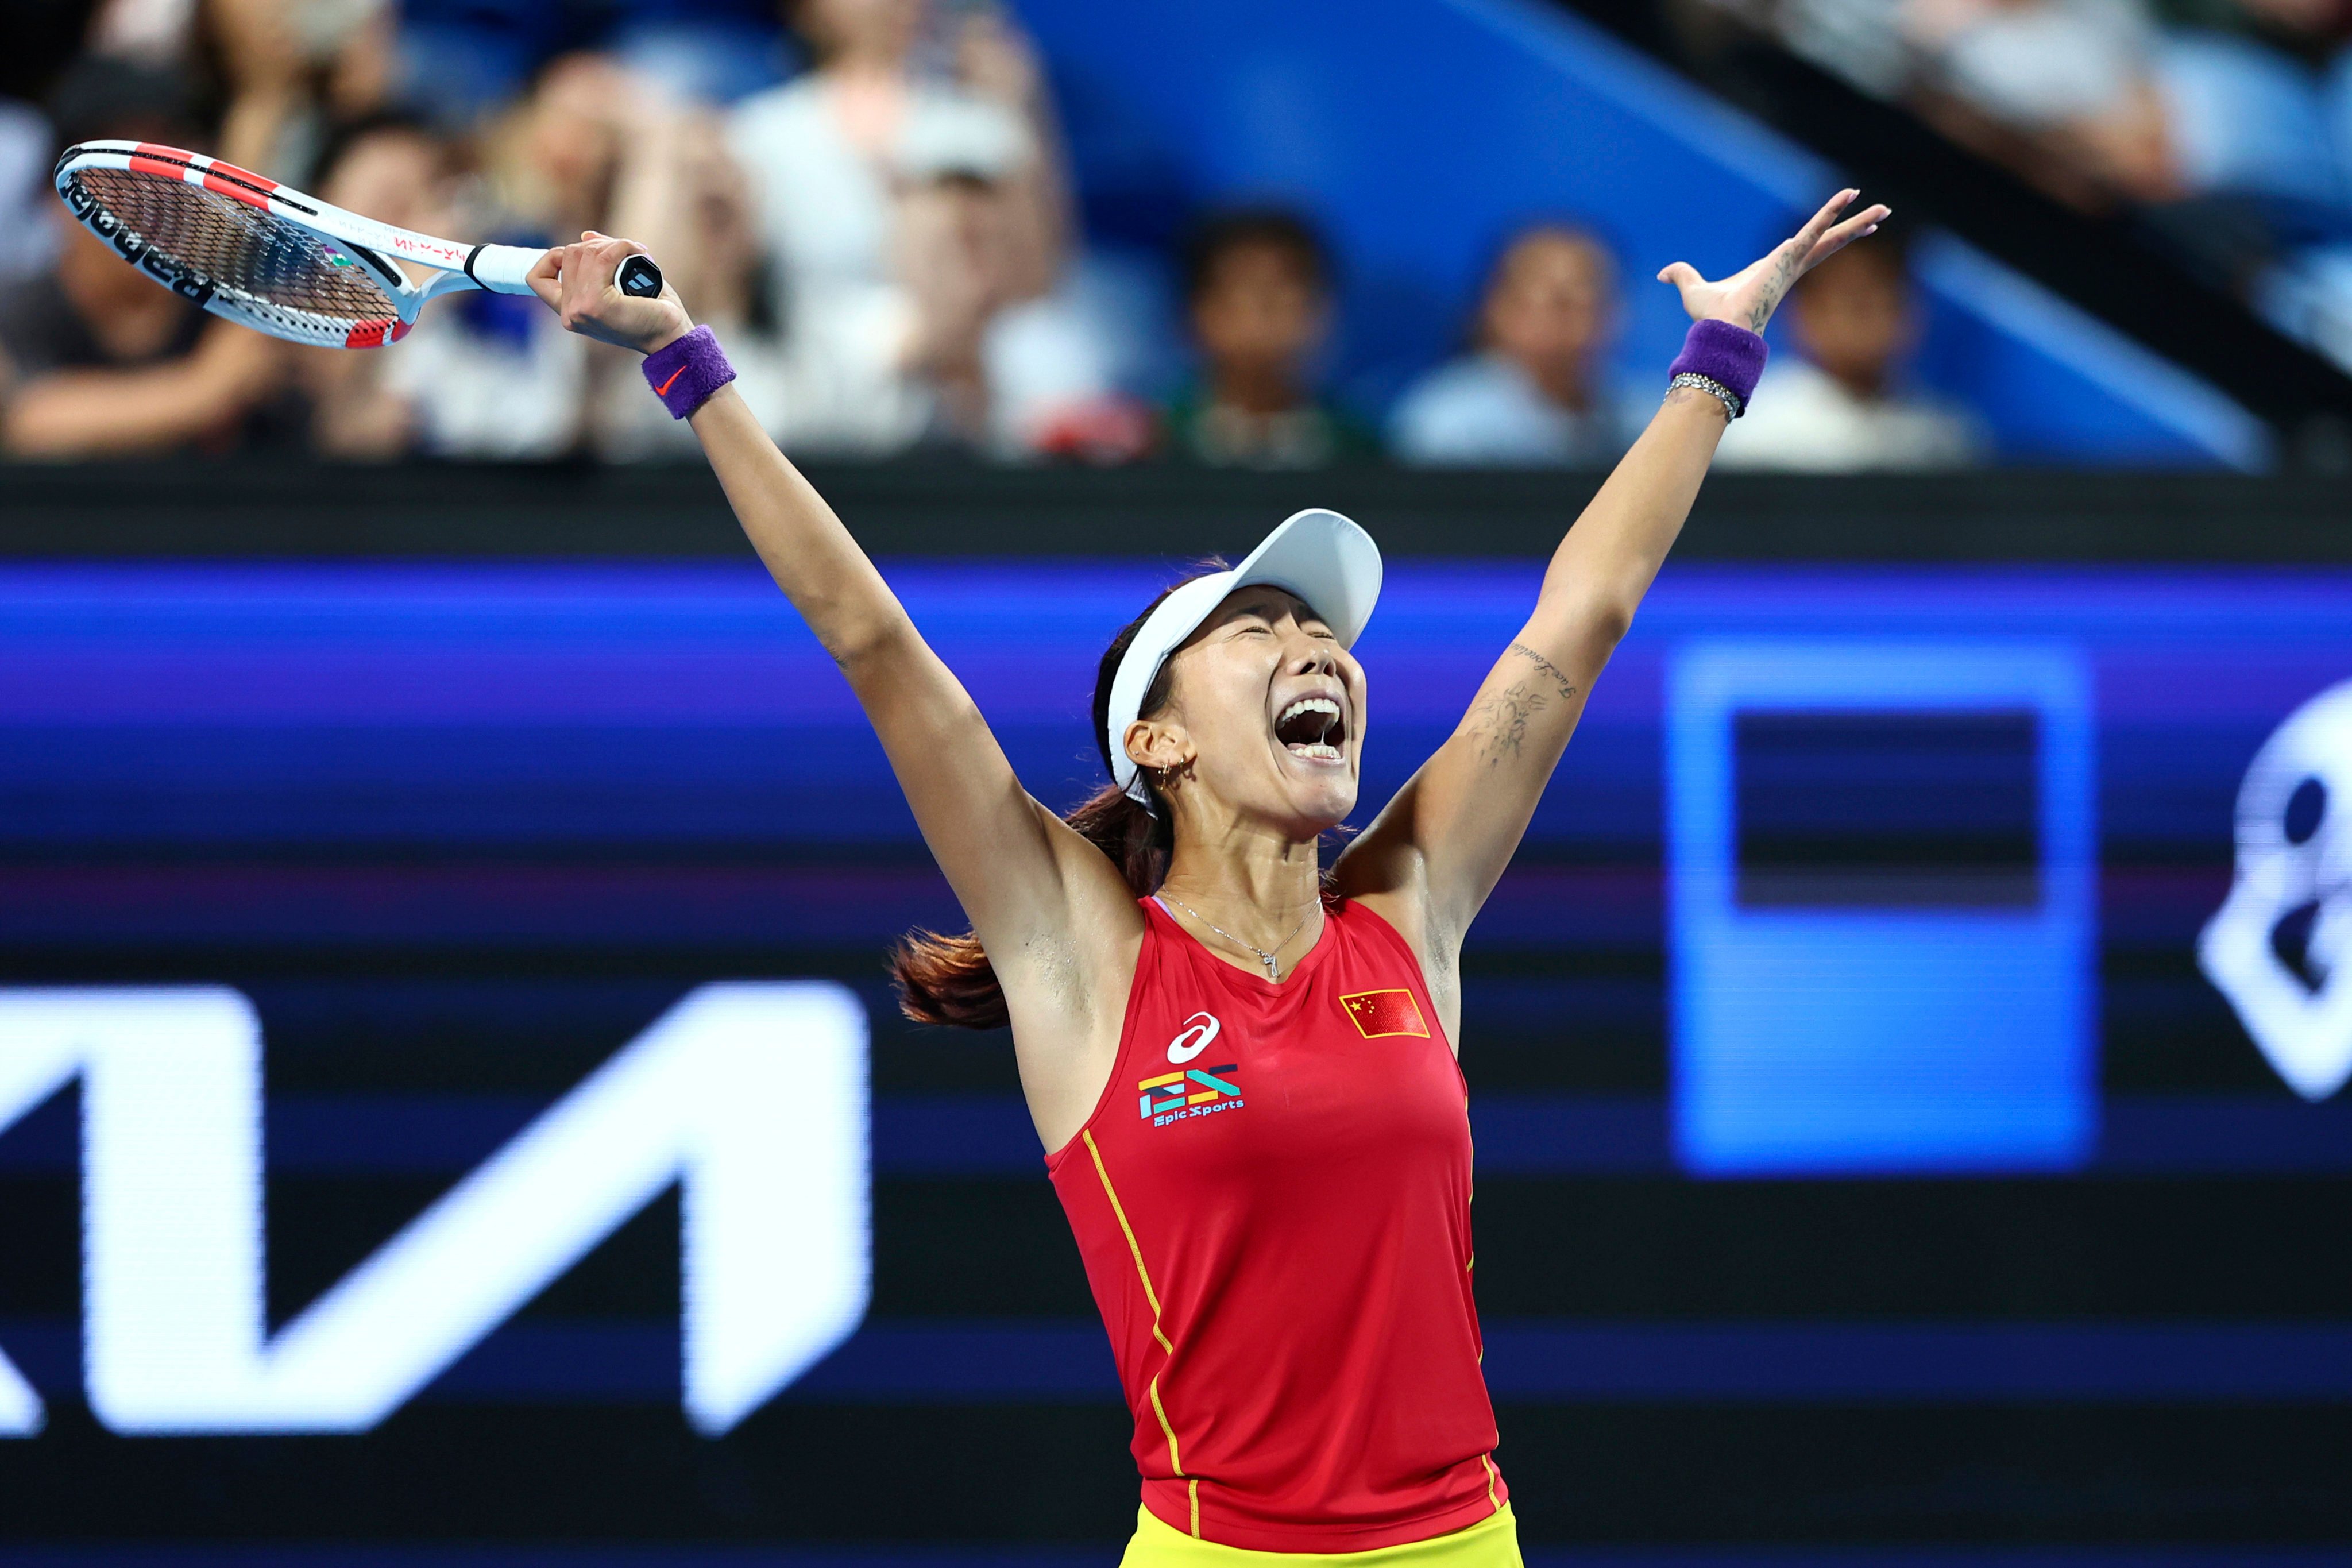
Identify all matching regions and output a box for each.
[1141,1011,1243,1126]
[1137,1065,1242,1126]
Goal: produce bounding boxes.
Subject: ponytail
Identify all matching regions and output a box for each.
[890,781,1171,1029]
[889,569,1216,1030]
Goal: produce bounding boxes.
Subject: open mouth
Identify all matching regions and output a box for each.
[1275,696,1349,762]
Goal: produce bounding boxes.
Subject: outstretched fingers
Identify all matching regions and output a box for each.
[1802,202,1892,271]
[1653,187,1890,329]
[1790,188,1861,251]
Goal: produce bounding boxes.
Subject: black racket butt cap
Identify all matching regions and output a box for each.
[617,254,664,298]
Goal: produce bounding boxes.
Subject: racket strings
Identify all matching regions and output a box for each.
[76,167,398,326]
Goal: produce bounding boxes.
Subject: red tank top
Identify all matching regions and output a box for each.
[1044,897,1506,1552]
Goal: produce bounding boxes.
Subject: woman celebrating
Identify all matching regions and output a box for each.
[530,187,1886,1567]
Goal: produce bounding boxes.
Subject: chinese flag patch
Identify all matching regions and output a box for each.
[1341,988,1430,1040]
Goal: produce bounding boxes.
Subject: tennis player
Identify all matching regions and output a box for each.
[531,187,1885,1567]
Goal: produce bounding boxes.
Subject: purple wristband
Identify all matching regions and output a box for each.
[1667,318,1768,410]
[642,325,735,419]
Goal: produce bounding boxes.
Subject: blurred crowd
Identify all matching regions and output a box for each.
[0,0,1983,469]
[1709,0,2352,372]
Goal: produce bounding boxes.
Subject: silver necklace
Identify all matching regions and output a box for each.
[1160,892,1316,982]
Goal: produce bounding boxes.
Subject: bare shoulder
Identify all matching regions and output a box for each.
[985,796,1149,1019]
[997,798,1152,1151]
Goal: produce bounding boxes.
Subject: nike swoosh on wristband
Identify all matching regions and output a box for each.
[652,366,688,397]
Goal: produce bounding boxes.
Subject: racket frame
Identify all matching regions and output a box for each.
[53,140,554,349]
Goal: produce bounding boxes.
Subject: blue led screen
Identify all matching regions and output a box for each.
[2,562,2349,1109]
[3,561,2352,1556]
[0,563,2342,983]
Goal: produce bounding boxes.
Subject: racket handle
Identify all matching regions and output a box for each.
[466,244,545,296]
[617,253,665,298]
[466,245,664,300]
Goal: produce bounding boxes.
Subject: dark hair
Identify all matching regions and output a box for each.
[311,110,446,195]
[47,56,196,158]
[1180,209,1331,307]
[889,570,1222,1030]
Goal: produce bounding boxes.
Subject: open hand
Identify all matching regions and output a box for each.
[527,231,691,354]
[1656,189,1890,334]
[957,7,1045,107]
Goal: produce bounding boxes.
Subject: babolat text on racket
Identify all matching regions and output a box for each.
[52,140,663,349]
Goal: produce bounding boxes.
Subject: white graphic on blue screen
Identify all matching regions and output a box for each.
[0,983,869,1436]
[2202,679,2352,1102]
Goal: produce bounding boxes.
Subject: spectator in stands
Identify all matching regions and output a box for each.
[1167,210,1373,468]
[600,92,1128,459]
[1389,223,1646,467]
[1715,227,1986,469]
[708,0,1120,459]
[301,111,590,458]
[727,0,1069,313]
[1903,0,2181,206]
[487,53,646,257]
[894,140,1140,459]
[205,0,396,177]
[2150,0,2352,211]
[0,58,289,458]
[597,99,929,457]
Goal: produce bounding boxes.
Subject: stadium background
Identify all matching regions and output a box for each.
[6,0,2352,1562]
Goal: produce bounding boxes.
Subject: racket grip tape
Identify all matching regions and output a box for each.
[464,244,546,295]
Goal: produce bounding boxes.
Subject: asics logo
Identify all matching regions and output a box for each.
[1166,1011,1221,1064]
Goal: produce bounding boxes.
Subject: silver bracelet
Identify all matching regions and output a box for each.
[1668,372,1745,419]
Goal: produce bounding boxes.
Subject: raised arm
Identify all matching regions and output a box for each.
[1339,191,1888,1021]
[531,236,1144,1098]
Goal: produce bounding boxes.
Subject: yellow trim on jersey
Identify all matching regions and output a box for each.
[1148,1372,1183,1476]
[1083,1128,1196,1532]
[1084,1128,1175,1354]
[1119,1503,1520,1567]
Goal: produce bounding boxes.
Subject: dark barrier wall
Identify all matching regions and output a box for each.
[0,466,2348,1563]
[2,462,2349,562]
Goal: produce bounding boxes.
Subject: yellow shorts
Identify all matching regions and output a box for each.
[1118,1503,1521,1567]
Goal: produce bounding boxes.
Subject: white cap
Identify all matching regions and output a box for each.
[894,96,1032,184]
[1106,508,1383,806]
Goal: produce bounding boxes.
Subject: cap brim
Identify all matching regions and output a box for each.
[1227,508,1382,649]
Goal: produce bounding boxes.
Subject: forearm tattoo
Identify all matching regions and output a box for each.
[1466,645,1581,767]
[1509,640,1578,701]
[1467,682,1543,765]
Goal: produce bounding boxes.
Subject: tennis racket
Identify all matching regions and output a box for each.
[52,140,663,349]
